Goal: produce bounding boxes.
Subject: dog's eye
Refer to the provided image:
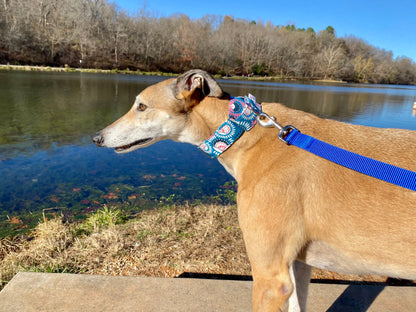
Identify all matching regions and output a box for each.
[138,103,147,111]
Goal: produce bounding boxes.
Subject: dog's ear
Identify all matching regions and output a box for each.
[175,69,225,111]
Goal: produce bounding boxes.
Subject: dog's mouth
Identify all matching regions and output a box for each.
[115,138,153,153]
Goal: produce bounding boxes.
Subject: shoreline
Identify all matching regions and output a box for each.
[0,64,177,77]
[0,64,348,84]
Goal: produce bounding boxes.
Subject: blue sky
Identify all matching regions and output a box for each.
[113,0,416,62]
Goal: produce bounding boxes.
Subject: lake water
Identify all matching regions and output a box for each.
[1,71,415,232]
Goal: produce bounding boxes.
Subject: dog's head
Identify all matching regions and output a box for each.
[92,69,226,153]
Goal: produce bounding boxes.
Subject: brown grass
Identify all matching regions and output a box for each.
[1,204,409,290]
[0,205,249,288]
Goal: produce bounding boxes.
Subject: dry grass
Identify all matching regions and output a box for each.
[0,204,250,289]
[1,204,408,290]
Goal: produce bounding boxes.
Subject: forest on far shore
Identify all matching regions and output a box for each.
[1,0,416,85]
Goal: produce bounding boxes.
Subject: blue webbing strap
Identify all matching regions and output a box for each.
[284,128,416,191]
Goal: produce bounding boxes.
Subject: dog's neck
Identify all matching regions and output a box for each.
[178,96,260,178]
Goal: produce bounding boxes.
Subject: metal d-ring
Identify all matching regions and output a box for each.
[278,125,297,144]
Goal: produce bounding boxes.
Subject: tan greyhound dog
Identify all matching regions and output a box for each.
[93,69,416,312]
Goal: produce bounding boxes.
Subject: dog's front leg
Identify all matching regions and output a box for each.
[288,261,311,312]
[251,265,293,312]
[238,199,305,312]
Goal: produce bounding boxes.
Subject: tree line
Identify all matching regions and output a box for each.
[1,0,416,85]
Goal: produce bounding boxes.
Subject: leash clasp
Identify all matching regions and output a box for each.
[257,113,283,130]
[256,112,297,144]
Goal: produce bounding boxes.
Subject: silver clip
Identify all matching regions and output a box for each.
[256,112,283,131]
[256,112,297,144]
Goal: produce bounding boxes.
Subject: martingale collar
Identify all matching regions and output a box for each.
[199,94,262,158]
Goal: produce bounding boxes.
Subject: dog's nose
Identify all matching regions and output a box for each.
[92,133,104,146]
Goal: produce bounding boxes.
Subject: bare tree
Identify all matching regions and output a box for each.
[317,44,346,79]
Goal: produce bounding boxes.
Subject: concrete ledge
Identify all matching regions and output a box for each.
[0,272,415,311]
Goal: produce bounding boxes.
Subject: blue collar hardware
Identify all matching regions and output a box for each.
[199,94,261,158]
[199,94,416,192]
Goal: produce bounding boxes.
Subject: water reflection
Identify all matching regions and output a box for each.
[0,71,162,156]
[0,71,415,220]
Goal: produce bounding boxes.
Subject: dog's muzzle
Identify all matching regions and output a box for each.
[92,133,104,147]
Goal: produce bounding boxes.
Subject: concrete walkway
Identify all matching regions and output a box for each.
[0,272,414,311]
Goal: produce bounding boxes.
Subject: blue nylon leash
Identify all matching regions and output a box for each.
[284,128,416,192]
